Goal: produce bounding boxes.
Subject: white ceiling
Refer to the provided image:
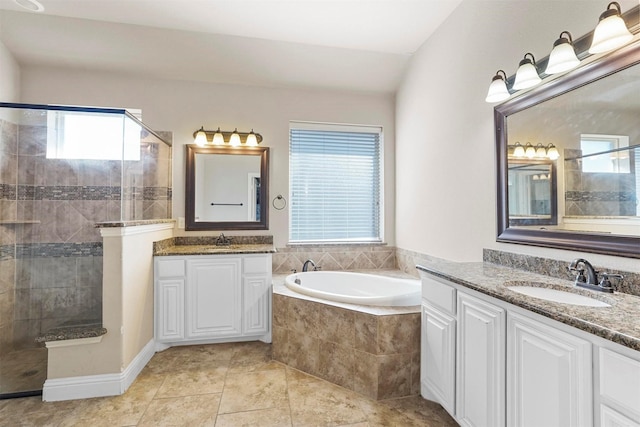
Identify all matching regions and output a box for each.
[0,0,462,93]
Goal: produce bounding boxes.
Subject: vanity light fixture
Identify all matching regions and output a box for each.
[192,127,263,146]
[546,143,560,160]
[194,126,207,147]
[513,142,525,157]
[513,53,542,90]
[589,2,633,54]
[212,127,225,145]
[229,128,241,147]
[545,31,580,74]
[245,129,258,147]
[485,70,510,103]
[535,143,548,158]
[524,142,536,158]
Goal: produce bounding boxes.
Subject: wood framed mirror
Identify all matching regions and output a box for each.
[185,145,269,231]
[495,9,640,258]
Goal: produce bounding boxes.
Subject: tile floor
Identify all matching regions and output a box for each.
[0,342,458,426]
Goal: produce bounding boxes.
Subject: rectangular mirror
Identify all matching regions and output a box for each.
[495,8,640,258]
[185,145,269,231]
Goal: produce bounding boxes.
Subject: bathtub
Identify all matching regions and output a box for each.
[285,270,421,306]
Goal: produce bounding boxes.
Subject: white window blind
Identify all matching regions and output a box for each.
[289,123,382,243]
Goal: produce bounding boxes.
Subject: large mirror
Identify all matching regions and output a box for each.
[496,20,640,258]
[185,145,269,230]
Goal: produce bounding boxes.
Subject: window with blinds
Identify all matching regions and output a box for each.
[289,123,382,243]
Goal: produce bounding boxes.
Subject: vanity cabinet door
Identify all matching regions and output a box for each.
[242,275,271,336]
[421,302,456,417]
[507,311,592,427]
[456,292,506,427]
[156,278,184,342]
[186,258,242,339]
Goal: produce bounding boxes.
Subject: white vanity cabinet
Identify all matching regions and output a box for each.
[507,311,592,427]
[419,271,640,427]
[155,253,272,348]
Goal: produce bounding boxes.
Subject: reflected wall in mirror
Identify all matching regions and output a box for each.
[496,31,640,258]
[508,159,557,226]
[185,145,269,231]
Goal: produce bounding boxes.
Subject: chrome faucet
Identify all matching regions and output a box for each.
[215,233,231,246]
[568,258,622,293]
[302,259,318,272]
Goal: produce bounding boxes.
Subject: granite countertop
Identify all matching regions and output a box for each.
[155,243,276,256]
[417,260,640,352]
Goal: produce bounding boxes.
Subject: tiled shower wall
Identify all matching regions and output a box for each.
[564,148,637,216]
[0,117,172,352]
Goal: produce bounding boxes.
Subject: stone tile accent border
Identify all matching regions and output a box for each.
[0,242,102,260]
[272,293,420,400]
[273,244,395,273]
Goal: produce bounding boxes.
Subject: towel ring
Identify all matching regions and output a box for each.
[272,194,287,210]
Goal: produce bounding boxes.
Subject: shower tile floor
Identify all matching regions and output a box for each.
[0,348,47,395]
[0,341,457,426]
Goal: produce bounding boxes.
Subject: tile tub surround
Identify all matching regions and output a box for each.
[273,244,396,273]
[272,271,421,400]
[416,259,640,351]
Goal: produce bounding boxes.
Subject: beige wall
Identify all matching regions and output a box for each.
[0,37,20,102]
[395,0,640,273]
[19,67,396,248]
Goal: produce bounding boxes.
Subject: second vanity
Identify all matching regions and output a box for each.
[153,236,275,351]
[417,260,640,427]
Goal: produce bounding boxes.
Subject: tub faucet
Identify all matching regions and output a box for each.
[302,259,318,272]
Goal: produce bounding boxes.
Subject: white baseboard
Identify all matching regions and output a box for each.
[42,339,156,402]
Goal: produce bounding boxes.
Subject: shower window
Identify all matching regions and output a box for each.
[289,121,383,243]
[46,109,142,160]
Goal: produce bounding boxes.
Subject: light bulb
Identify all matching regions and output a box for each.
[229,128,241,147]
[194,127,207,146]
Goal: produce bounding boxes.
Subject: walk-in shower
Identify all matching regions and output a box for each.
[0,103,172,398]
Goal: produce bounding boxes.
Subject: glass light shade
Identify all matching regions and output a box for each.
[513,60,541,90]
[194,128,207,146]
[229,129,241,147]
[545,38,580,74]
[589,5,633,54]
[532,175,540,180]
[547,144,560,160]
[535,144,547,157]
[485,74,510,103]
[212,128,225,145]
[513,143,525,157]
[245,130,259,146]
[525,143,536,158]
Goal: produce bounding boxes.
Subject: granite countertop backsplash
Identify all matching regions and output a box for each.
[416,259,640,352]
[154,235,276,256]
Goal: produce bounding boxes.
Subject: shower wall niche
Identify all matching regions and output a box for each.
[0,103,172,396]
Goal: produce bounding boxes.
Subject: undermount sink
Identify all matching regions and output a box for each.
[505,282,612,307]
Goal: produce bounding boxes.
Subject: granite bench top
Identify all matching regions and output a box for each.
[417,260,640,352]
[36,324,107,343]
